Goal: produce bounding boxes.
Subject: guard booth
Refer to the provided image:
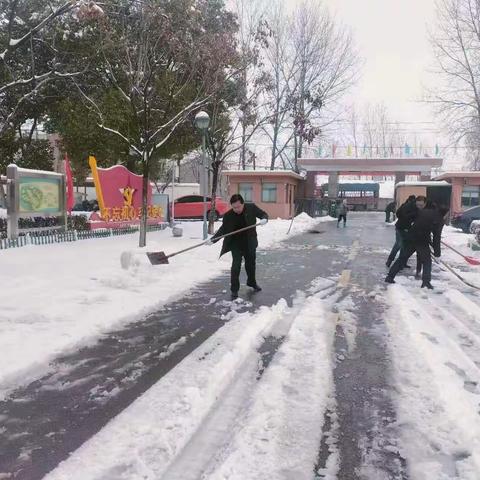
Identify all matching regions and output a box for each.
[395,181,452,212]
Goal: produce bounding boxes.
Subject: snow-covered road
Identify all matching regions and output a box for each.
[1,213,480,480]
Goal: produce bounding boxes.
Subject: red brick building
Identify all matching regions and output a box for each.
[222,170,305,219]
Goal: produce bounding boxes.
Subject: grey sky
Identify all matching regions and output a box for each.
[284,0,454,158]
[323,0,437,121]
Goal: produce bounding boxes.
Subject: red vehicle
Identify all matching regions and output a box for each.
[171,195,230,220]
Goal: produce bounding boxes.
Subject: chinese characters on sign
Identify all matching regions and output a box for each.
[100,205,164,222]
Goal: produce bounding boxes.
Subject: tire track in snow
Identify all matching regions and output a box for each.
[161,288,336,480]
[43,280,338,480]
[203,293,338,480]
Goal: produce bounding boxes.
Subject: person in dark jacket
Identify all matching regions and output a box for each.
[385,196,443,289]
[337,200,348,227]
[415,204,449,279]
[208,194,268,300]
[386,195,417,268]
[385,201,396,222]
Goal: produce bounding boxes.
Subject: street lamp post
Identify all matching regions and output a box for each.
[171,159,175,226]
[194,111,210,240]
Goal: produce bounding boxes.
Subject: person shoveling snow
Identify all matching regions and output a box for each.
[207,194,268,301]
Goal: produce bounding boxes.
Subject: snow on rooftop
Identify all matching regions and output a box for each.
[396,181,451,187]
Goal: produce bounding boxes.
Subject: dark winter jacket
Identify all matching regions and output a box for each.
[408,207,444,256]
[385,201,396,213]
[212,203,268,257]
[337,203,348,215]
[395,200,418,231]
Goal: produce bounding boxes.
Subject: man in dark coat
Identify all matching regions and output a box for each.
[385,201,396,222]
[385,197,444,289]
[208,194,268,300]
[386,195,417,268]
[415,204,449,279]
[337,200,348,227]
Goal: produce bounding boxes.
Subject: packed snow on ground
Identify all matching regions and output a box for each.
[44,284,338,480]
[381,223,480,479]
[441,226,480,287]
[0,214,333,399]
[385,285,480,479]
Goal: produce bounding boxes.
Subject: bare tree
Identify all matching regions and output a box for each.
[349,105,360,157]
[289,0,359,166]
[233,0,270,170]
[206,77,272,232]
[261,2,300,170]
[465,121,480,169]
[339,102,410,160]
[429,0,480,168]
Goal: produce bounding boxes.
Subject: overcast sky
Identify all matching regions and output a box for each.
[321,0,438,121]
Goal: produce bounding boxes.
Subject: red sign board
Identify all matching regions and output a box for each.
[89,156,165,226]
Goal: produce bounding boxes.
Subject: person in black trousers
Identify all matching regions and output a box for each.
[386,195,417,268]
[337,200,348,227]
[208,194,268,300]
[385,197,443,289]
[415,204,449,279]
[385,201,396,222]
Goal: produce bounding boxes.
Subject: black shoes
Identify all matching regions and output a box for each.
[231,292,239,300]
[385,276,395,284]
[421,282,434,290]
[247,283,262,292]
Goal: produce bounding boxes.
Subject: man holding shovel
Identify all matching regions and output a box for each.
[207,194,268,300]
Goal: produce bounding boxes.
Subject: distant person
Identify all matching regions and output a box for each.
[386,195,417,268]
[208,194,268,300]
[386,196,444,289]
[337,199,348,228]
[385,201,396,222]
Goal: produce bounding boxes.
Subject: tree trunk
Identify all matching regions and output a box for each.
[139,152,149,248]
[208,161,220,234]
[240,121,247,170]
[293,134,299,171]
[270,115,280,170]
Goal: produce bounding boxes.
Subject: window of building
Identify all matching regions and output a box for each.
[238,183,253,202]
[461,186,480,208]
[262,183,277,203]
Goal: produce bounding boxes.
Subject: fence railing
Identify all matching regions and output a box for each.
[0,224,167,250]
[295,198,334,218]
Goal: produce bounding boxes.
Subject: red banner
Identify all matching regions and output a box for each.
[64,155,75,213]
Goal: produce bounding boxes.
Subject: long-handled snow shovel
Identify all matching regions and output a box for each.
[441,240,480,266]
[287,204,301,235]
[147,222,262,265]
[430,249,480,290]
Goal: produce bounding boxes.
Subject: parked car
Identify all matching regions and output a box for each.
[171,195,230,220]
[72,199,99,212]
[451,206,480,233]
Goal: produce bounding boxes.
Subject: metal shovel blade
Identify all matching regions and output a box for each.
[147,251,169,265]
